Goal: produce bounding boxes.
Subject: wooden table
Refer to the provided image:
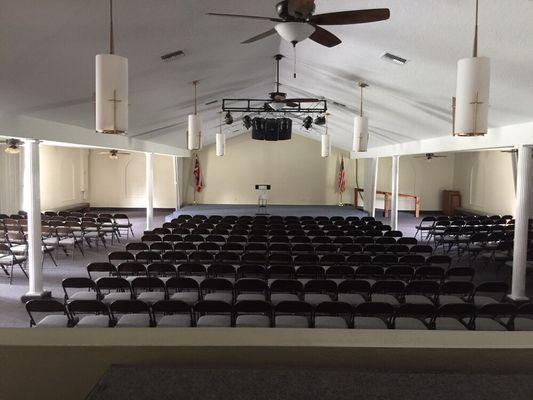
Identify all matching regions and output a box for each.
[354,188,420,218]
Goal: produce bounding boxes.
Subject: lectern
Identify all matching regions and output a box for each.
[255,184,271,215]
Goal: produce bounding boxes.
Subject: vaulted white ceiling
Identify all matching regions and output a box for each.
[1,0,532,153]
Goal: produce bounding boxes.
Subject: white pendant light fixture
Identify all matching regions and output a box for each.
[353,82,369,152]
[453,0,490,137]
[95,0,128,135]
[321,114,331,158]
[187,80,202,150]
[216,112,226,157]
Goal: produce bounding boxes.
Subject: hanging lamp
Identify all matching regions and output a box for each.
[321,114,331,158]
[187,80,202,150]
[95,0,128,135]
[453,0,490,136]
[216,112,226,157]
[353,82,369,152]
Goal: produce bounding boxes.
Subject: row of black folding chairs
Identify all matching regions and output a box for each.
[70,274,496,308]
[140,232,414,244]
[106,250,440,268]
[146,227,400,239]
[26,298,533,331]
[89,260,463,283]
[416,217,516,240]
[132,241,429,255]
[164,220,388,230]
[171,214,375,224]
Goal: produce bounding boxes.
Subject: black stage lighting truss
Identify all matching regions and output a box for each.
[222,98,327,114]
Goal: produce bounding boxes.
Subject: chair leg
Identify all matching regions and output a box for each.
[48,251,58,267]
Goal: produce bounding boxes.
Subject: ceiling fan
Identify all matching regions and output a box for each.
[414,153,447,161]
[207,0,390,48]
[98,149,131,160]
[265,54,320,110]
[2,138,23,154]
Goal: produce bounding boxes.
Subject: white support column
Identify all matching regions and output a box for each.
[145,153,154,231]
[391,155,400,230]
[21,140,50,301]
[173,156,181,211]
[363,158,379,217]
[509,145,531,301]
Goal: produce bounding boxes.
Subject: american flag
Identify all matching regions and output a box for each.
[338,156,346,194]
[193,154,203,192]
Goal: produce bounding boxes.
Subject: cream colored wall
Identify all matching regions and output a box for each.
[88,151,175,208]
[39,145,89,211]
[374,155,456,211]
[452,151,515,216]
[184,134,358,206]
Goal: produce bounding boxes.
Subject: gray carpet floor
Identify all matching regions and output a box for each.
[0,205,525,327]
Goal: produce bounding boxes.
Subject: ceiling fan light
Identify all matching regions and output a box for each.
[216,133,226,157]
[321,134,331,158]
[353,115,369,152]
[187,114,202,150]
[275,22,315,44]
[95,54,129,135]
[454,56,490,136]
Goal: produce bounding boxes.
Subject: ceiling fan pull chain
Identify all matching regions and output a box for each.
[293,42,297,78]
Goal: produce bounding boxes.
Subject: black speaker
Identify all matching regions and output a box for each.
[264,118,279,141]
[251,117,265,140]
[278,118,292,140]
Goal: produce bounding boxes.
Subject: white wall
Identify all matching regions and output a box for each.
[88,151,175,209]
[452,151,515,216]
[0,145,22,214]
[183,134,358,206]
[39,145,89,211]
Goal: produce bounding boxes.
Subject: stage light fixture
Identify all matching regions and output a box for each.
[314,115,326,125]
[225,111,234,125]
[302,116,313,130]
[243,115,252,130]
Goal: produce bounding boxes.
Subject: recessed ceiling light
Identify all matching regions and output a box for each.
[380,52,408,65]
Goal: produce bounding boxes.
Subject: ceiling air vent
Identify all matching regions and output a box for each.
[380,52,408,65]
[161,50,185,62]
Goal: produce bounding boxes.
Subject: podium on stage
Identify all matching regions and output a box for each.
[255,184,271,215]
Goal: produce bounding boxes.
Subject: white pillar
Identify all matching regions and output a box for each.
[362,158,379,217]
[22,140,49,300]
[391,155,400,230]
[173,156,181,211]
[146,153,154,231]
[509,146,531,301]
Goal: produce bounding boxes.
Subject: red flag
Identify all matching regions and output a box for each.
[338,156,346,194]
[193,154,203,192]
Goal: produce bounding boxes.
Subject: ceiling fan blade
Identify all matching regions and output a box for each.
[241,28,278,44]
[206,13,283,22]
[285,102,298,108]
[309,8,390,26]
[286,98,321,103]
[309,25,342,47]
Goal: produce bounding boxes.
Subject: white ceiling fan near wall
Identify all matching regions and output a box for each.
[0,1,532,153]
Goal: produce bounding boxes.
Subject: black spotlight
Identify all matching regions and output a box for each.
[225,111,234,125]
[302,116,313,130]
[314,115,326,126]
[243,115,252,130]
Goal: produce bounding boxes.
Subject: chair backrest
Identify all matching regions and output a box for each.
[108,251,135,264]
[405,280,440,296]
[194,300,232,316]
[394,303,435,320]
[25,299,70,327]
[445,267,475,281]
[270,279,303,294]
[439,281,475,296]
[67,300,109,316]
[200,278,234,293]
[96,277,132,292]
[152,300,191,315]
[372,280,406,295]
[177,262,206,276]
[304,279,337,294]
[234,278,268,294]
[353,302,394,317]
[87,262,116,279]
[117,262,147,277]
[109,300,150,315]
[274,301,313,316]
